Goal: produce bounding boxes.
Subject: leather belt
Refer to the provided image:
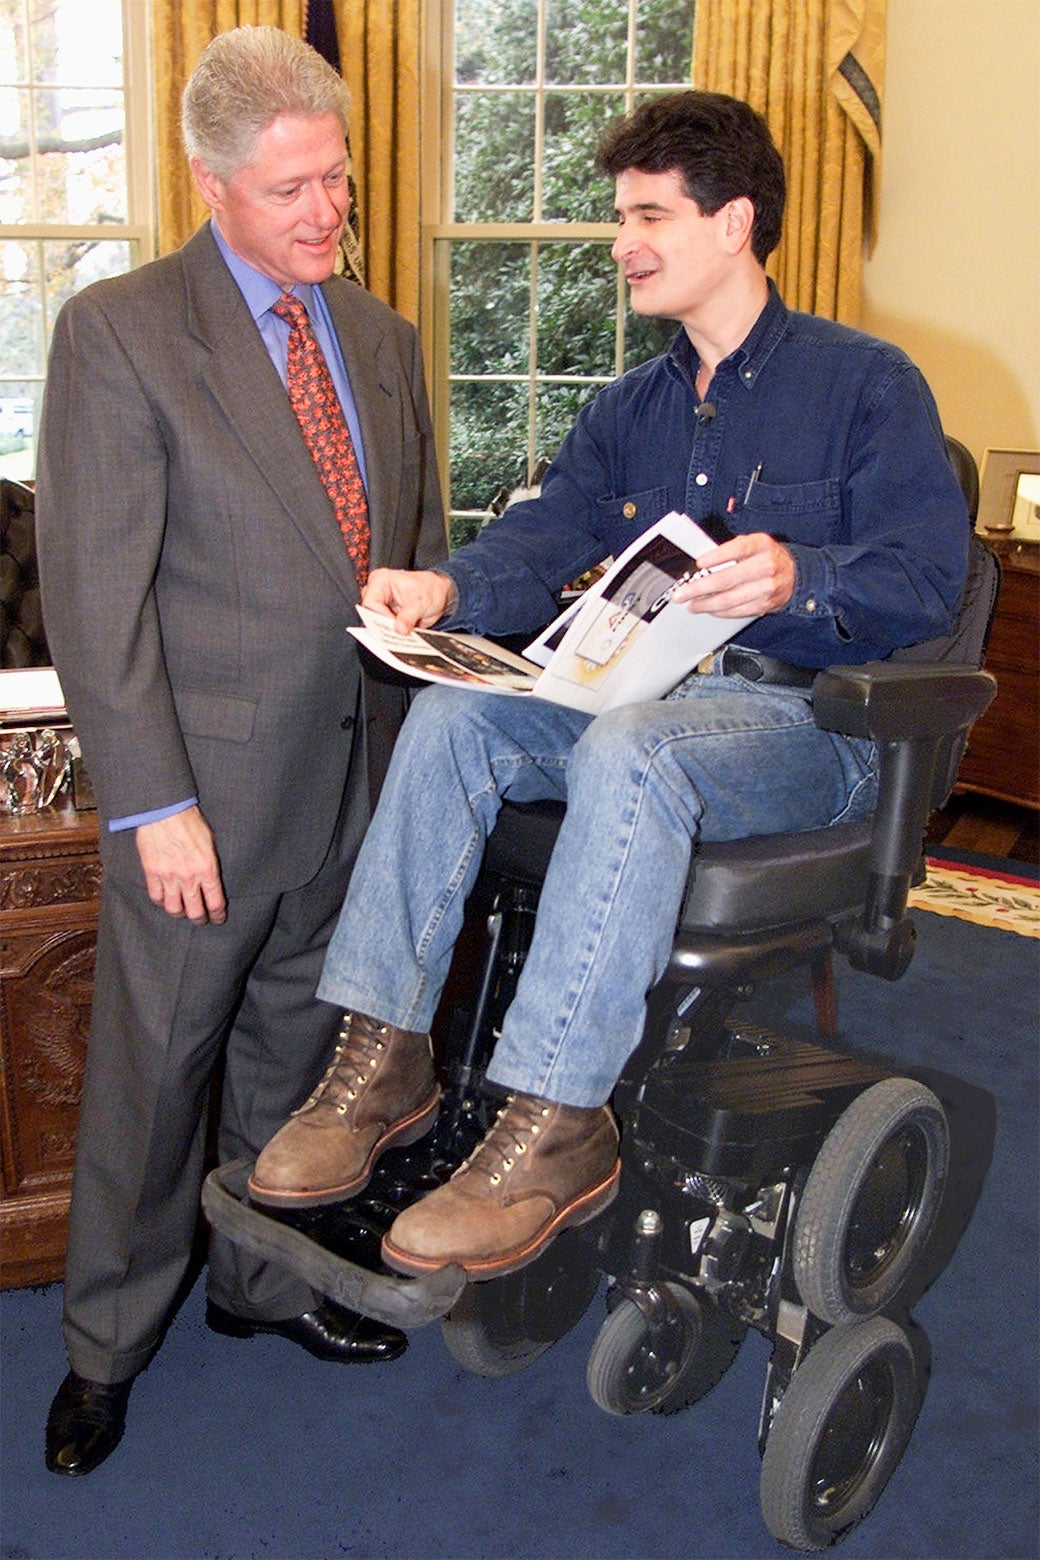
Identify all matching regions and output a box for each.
[698,646,817,689]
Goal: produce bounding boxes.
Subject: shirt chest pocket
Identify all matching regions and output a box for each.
[596,485,672,547]
[742,477,842,544]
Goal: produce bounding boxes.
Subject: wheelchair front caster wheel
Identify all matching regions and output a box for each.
[440,1232,600,1377]
[759,1315,923,1552]
[586,1283,745,1416]
[792,1076,950,1325]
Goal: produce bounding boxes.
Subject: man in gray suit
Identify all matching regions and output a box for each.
[35,26,446,1476]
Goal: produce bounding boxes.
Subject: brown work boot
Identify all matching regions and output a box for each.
[381,1091,620,1280]
[247,1013,440,1207]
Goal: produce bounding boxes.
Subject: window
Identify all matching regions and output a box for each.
[423,0,696,547]
[0,0,153,481]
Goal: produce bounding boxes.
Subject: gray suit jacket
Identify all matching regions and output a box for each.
[36,224,446,895]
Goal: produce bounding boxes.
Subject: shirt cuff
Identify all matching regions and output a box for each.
[108,797,198,833]
[435,559,485,629]
[431,570,459,622]
[785,545,833,622]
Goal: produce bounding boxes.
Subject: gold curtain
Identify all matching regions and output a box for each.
[693,0,886,324]
[331,0,422,320]
[152,0,305,258]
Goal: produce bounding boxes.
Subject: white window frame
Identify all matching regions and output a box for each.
[0,0,155,478]
[420,0,694,536]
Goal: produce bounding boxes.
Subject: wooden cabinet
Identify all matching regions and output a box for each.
[957,537,1040,809]
[0,803,99,1287]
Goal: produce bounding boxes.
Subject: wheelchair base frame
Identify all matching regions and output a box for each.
[202,1023,893,1340]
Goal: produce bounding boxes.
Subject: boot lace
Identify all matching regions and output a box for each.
[293,1013,389,1116]
[457,1094,550,1187]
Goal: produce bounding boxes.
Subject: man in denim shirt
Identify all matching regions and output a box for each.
[249,92,969,1283]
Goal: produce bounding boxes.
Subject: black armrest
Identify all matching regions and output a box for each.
[811,661,996,744]
[811,662,996,978]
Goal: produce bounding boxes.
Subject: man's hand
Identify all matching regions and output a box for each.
[362,568,456,635]
[136,806,227,924]
[672,532,796,619]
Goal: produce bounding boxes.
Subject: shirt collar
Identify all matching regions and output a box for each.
[730,280,789,388]
[668,280,790,391]
[208,220,317,324]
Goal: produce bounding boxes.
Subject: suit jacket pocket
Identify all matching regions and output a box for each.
[175,687,257,743]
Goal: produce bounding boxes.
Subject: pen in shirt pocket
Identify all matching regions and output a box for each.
[743,462,763,505]
[725,462,763,514]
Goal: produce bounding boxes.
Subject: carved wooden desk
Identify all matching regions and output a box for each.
[0,802,99,1287]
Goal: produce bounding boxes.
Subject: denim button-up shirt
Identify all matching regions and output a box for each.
[441,284,968,668]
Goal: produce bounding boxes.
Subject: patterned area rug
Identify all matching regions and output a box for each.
[911,857,1040,938]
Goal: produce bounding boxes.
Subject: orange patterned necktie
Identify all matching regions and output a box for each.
[271,291,370,586]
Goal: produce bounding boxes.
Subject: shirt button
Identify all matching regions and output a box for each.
[743,369,753,381]
[694,473,708,486]
[623,501,636,518]
[805,597,817,613]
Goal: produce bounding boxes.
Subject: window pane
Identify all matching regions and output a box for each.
[455,0,537,85]
[450,379,530,519]
[1,0,127,227]
[536,241,615,377]
[35,87,126,223]
[451,242,531,375]
[541,90,623,220]
[635,0,696,82]
[0,378,39,481]
[31,0,123,86]
[0,0,137,483]
[535,381,602,469]
[0,237,43,375]
[544,0,629,85]
[454,91,535,222]
[439,0,699,558]
[624,312,678,371]
[0,3,29,79]
[0,86,32,223]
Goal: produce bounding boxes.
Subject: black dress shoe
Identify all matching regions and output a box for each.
[205,1298,407,1363]
[45,1370,133,1477]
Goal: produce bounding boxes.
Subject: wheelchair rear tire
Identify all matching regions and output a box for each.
[792,1076,949,1325]
[440,1234,600,1377]
[586,1283,745,1416]
[759,1315,922,1551]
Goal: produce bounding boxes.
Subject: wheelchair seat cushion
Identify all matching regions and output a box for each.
[681,821,873,932]
[485,802,875,936]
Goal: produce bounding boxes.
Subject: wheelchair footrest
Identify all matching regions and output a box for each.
[202,1159,467,1327]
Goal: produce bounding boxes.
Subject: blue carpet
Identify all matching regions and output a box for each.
[2,910,1037,1560]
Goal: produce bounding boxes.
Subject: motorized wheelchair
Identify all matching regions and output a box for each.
[204,496,998,1552]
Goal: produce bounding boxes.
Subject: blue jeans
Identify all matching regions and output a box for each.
[319,675,877,1107]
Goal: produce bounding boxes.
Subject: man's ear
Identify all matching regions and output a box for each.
[190,156,224,212]
[722,195,756,255]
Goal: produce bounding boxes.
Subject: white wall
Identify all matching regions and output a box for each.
[862,0,1040,471]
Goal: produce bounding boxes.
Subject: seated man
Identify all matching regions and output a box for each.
[248,91,969,1282]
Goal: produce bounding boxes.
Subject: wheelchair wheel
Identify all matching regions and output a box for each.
[759,1315,922,1552]
[792,1077,949,1325]
[586,1284,745,1417]
[440,1233,600,1377]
